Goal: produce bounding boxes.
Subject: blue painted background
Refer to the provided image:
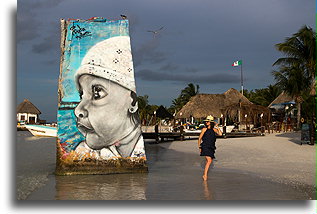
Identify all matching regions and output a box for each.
[58,19,129,152]
[61,20,129,102]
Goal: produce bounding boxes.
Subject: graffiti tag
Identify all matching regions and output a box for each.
[70,24,92,39]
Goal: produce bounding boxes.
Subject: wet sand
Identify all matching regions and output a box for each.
[17,131,315,200]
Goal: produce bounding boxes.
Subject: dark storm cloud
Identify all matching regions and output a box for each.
[31,22,60,54]
[44,59,59,65]
[32,36,56,53]
[17,0,315,122]
[184,68,199,73]
[133,39,167,67]
[17,0,64,43]
[126,14,139,35]
[17,8,39,42]
[136,69,238,84]
[19,0,64,11]
[159,63,179,71]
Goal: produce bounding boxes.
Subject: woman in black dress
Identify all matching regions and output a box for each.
[198,116,222,181]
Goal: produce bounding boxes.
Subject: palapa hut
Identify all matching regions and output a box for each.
[268,91,294,108]
[176,88,271,129]
[222,102,271,129]
[17,99,41,124]
[268,91,295,122]
[175,88,251,122]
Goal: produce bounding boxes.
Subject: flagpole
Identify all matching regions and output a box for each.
[240,60,243,95]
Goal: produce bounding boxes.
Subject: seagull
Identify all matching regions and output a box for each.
[120,14,127,20]
[147,26,164,38]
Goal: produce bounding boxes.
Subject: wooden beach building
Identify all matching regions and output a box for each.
[268,91,294,108]
[16,99,41,124]
[268,91,296,131]
[175,88,251,121]
[223,102,271,130]
[268,91,295,121]
[175,88,271,130]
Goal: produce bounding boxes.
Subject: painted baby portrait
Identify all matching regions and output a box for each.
[57,19,146,167]
[73,36,145,159]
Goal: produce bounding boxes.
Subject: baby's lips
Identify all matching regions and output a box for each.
[77,121,94,134]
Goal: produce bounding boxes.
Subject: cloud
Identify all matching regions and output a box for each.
[133,39,166,67]
[125,13,139,35]
[19,0,64,11]
[31,26,60,54]
[17,9,39,43]
[17,0,64,43]
[32,36,55,53]
[159,63,179,71]
[136,69,239,84]
[184,68,199,73]
[44,59,59,65]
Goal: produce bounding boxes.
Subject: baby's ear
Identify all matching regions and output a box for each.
[129,91,138,114]
[130,91,137,106]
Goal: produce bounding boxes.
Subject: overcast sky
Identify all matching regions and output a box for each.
[17,0,315,122]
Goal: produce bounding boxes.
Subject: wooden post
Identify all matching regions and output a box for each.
[260,117,263,134]
[267,123,271,134]
[180,125,184,141]
[222,114,227,139]
[223,126,227,139]
[155,124,159,143]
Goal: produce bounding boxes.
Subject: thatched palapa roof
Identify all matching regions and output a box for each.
[268,91,294,108]
[17,99,41,114]
[223,102,271,124]
[176,88,251,119]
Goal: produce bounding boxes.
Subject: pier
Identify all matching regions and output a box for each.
[142,130,263,143]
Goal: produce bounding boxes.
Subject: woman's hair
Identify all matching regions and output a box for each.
[204,121,215,129]
[210,122,215,128]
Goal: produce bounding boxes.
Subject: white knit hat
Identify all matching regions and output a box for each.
[75,36,136,92]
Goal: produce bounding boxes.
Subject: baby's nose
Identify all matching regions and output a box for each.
[74,102,88,119]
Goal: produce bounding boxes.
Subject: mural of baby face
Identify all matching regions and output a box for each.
[74,74,134,150]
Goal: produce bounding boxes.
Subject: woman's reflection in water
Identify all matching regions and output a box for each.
[202,180,213,200]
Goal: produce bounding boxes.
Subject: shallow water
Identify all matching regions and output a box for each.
[17,131,315,200]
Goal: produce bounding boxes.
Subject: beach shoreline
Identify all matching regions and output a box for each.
[17,131,316,200]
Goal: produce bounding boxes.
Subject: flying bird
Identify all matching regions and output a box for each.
[147,26,164,38]
[120,14,127,20]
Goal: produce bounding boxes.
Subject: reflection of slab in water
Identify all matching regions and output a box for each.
[28,174,148,200]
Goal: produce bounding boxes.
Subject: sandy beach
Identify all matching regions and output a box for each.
[169,131,316,187]
[17,131,316,200]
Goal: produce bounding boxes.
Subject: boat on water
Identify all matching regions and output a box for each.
[24,124,57,137]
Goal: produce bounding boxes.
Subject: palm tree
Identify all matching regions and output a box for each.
[249,85,282,107]
[273,25,315,87]
[272,65,310,128]
[170,97,184,112]
[273,25,316,129]
[137,95,150,125]
[170,83,200,112]
[180,83,200,102]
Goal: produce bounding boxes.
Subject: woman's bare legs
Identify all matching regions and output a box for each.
[203,156,213,181]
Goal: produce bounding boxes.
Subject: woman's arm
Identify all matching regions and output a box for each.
[198,128,207,148]
[213,123,223,136]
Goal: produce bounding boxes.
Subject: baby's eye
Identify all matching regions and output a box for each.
[92,85,108,100]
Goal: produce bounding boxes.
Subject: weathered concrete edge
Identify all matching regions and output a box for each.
[55,140,148,176]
